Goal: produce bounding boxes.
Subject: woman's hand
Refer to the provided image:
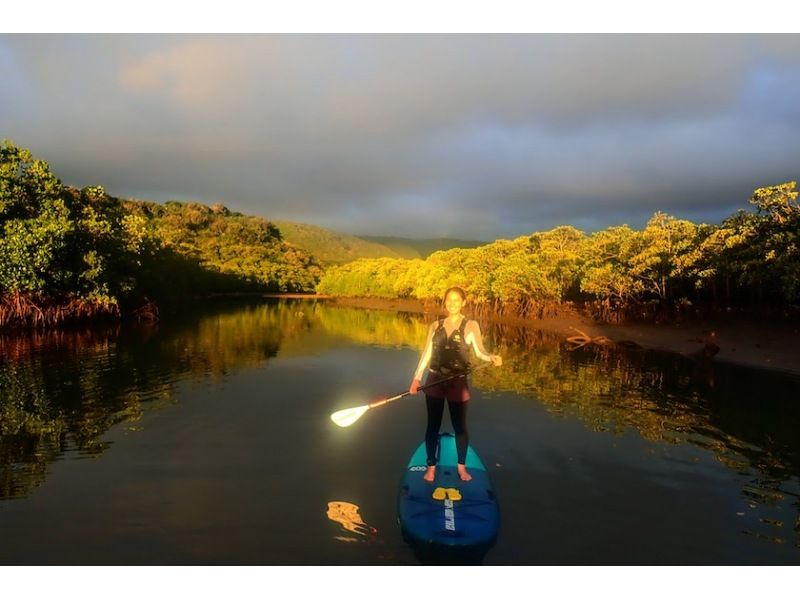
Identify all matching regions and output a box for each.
[490,355,503,367]
[409,379,421,394]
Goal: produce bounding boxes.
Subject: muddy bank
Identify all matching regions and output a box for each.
[318,295,800,377]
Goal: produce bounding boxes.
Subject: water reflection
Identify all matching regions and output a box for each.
[474,322,800,476]
[473,324,800,550]
[0,299,430,501]
[0,300,293,499]
[1,298,799,557]
[326,501,379,542]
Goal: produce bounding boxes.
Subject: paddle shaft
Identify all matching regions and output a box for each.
[367,363,490,410]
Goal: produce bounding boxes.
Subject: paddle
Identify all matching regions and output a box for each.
[330,363,492,428]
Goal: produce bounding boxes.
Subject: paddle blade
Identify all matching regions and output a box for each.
[330,405,370,428]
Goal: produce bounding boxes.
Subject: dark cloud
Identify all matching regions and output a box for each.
[2,34,800,240]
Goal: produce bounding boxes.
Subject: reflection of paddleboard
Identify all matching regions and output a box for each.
[398,433,499,550]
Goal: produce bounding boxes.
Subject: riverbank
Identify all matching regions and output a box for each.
[322,296,800,377]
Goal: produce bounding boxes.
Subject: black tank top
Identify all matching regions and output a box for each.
[429,317,471,376]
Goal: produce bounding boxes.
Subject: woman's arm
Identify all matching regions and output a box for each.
[410,322,437,391]
[465,320,503,366]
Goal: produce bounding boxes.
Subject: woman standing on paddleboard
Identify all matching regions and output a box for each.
[409,287,502,483]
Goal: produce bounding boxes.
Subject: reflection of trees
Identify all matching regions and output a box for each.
[312,305,429,350]
[309,305,800,495]
[315,306,799,494]
[472,331,800,477]
[0,300,312,499]
[1,326,141,498]
[0,300,431,500]
[471,332,800,545]
[3,300,799,544]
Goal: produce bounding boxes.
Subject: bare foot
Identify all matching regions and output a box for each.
[423,466,436,483]
[457,465,472,482]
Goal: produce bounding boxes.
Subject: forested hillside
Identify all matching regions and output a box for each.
[4,139,798,329]
[122,200,322,299]
[318,184,800,322]
[272,220,404,264]
[0,141,322,329]
[272,222,485,262]
[356,235,486,259]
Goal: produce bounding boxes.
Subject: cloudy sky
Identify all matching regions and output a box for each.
[2,33,800,240]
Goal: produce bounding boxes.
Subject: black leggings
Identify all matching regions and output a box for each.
[425,395,469,466]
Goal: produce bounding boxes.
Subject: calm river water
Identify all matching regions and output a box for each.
[1,298,799,565]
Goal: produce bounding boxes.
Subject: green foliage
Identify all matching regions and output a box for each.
[273,222,486,264]
[318,186,800,321]
[582,226,640,297]
[0,141,72,293]
[318,235,577,315]
[527,226,586,299]
[750,182,799,223]
[317,258,424,298]
[690,212,756,301]
[67,185,146,301]
[1,141,324,329]
[414,248,480,301]
[0,198,72,292]
[689,182,800,305]
[0,141,62,220]
[747,182,800,301]
[273,220,406,264]
[4,140,798,325]
[0,142,151,309]
[127,201,323,296]
[628,212,699,301]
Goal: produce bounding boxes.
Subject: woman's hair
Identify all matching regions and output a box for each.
[443,286,467,301]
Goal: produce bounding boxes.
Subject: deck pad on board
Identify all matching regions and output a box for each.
[398,433,499,548]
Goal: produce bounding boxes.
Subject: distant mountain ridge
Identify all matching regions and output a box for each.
[273,220,485,264]
[356,235,487,258]
[272,220,405,264]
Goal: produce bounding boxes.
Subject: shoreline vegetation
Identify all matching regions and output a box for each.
[2,140,799,377]
[319,295,800,377]
[0,140,322,330]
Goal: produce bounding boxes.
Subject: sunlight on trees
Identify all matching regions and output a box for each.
[3,140,798,327]
[1,141,322,329]
[319,187,799,321]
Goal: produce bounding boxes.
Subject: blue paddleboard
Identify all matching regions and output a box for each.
[398,433,499,550]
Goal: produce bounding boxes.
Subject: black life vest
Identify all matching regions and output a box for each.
[429,317,471,376]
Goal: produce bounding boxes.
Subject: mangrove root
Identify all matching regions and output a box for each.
[566,327,614,350]
[131,299,160,322]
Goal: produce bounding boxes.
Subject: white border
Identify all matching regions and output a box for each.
[3,565,799,598]
[3,1,798,33]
